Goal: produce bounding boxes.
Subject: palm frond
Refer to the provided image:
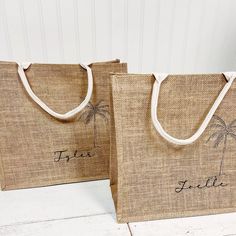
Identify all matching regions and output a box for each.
[97,108,110,114]
[78,110,89,122]
[206,130,224,143]
[229,119,236,128]
[87,101,94,109]
[85,111,95,124]
[95,100,105,107]
[96,111,109,122]
[208,123,225,130]
[97,104,109,109]
[213,133,225,148]
[97,110,109,117]
[212,115,226,127]
[229,132,236,141]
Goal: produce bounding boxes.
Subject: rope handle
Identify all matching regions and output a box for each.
[17,63,93,121]
[151,72,236,145]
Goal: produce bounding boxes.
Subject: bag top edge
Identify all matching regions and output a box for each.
[110,72,228,77]
[0,59,125,66]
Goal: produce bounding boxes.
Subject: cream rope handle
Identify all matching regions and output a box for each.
[17,63,93,120]
[151,72,236,145]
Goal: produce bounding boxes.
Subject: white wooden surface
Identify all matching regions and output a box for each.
[0,180,236,236]
[0,214,130,236]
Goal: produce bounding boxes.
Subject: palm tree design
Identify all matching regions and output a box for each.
[79,100,109,148]
[207,114,236,176]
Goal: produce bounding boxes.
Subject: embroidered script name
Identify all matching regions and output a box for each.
[175,175,227,193]
[54,149,96,162]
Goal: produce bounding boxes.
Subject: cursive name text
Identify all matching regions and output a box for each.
[175,175,228,193]
[54,149,96,162]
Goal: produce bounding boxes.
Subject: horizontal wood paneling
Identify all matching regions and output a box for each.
[0,0,236,73]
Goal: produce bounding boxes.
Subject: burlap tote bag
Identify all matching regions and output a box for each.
[0,59,127,190]
[110,72,236,223]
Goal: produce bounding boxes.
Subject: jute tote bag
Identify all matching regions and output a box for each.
[0,59,127,190]
[110,72,236,223]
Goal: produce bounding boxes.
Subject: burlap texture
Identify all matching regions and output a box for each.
[111,73,236,223]
[0,60,127,190]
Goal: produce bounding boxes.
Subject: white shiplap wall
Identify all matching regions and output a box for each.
[0,0,236,73]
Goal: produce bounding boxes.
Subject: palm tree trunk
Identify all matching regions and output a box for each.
[93,115,97,148]
[219,135,227,176]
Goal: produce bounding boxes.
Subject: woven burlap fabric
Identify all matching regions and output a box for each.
[0,60,127,190]
[110,73,236,223]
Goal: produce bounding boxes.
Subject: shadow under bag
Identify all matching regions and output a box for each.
[0,59,127,190]
[110,72,236,223]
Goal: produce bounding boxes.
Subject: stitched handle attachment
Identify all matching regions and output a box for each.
[151,72,236,145]
[17,63,93,121]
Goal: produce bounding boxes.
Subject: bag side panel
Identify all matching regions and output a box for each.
[0,62,127,190]
[112,73,236,223]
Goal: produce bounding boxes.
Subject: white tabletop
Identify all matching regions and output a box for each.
[0,180,235,236]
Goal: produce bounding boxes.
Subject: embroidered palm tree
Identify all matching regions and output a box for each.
[207,115,236,176]
[79,100,109,148]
